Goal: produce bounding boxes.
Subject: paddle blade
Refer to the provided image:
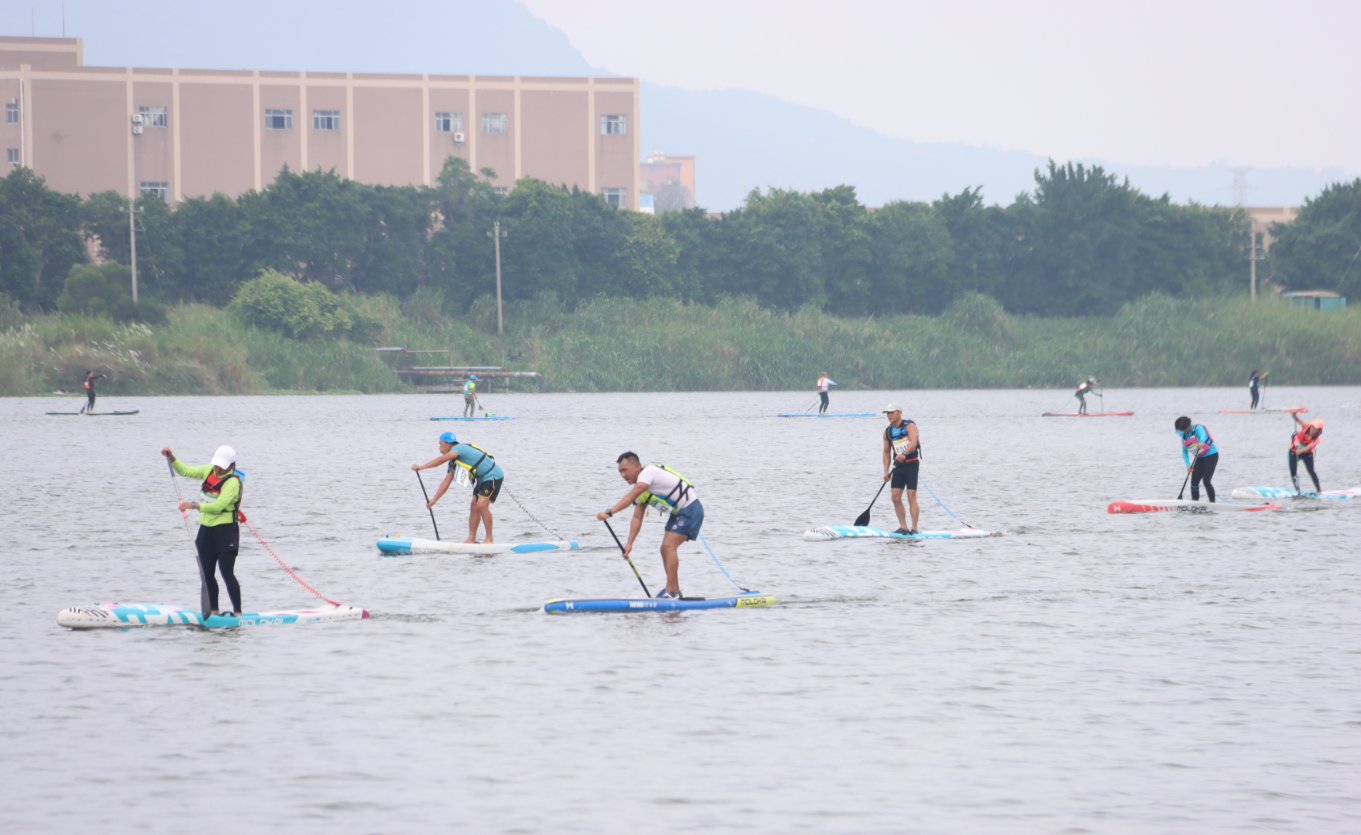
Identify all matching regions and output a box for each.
[853,509,871,527]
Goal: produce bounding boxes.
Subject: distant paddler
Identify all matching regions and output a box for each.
[1248,370,1268,410]
[463,374,481,417]
[80,369,106,414]
[161,444,244,616]
[412,431,504,544]
[882,402,921,535]
[816,372,837,414]
[1074,377,1098,415]
[1288,414,1324,495]
[1174,416,1218,502]
[596,453,703,599]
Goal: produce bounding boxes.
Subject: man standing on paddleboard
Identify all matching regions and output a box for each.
[816,372,836,414]
[80,369,106,414]
[463,375,480,417]
[882,403,921,534]
[413,431,504,544]
[597,453,703,599]
[1174,417,1219,502]
[1288,414,1324,495]
[1074,377,1097,415]
[162,445,243,616]
[1248,370,1268,410]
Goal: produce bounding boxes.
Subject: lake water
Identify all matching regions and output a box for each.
[2,387,1359,834]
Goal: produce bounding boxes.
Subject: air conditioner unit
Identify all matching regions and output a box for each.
[452,132,465,143]
[131,114,143,125]
[131,125,144,135]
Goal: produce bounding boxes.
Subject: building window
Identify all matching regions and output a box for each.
[6,148,18,164]
[492,186,509,196]
[313,110,341,131]
[140,182,169,199]
[5,103,16,124]
[482,113,508,134]
[434,111,463,133]
[265,109,293,130]
[139,105,167,127]
[600,187,627,208]
[600,115,627,135]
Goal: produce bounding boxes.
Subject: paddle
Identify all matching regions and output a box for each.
[854,481,888,527]
[1177,466,1193,500]
[414,470,441,540]
[166,454,211,619]
[602,519,651,598]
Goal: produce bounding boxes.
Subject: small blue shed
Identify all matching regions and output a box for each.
[1282,291,1347,312]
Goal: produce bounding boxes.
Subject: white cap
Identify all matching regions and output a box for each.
[883,402,903,413]
[210,445,236,470]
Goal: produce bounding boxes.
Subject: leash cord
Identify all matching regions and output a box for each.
[505,488,565,541]
[242,519,342,608]
[917,476,976,530]
[697,533,750,592]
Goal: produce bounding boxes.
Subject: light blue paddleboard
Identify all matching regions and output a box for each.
[57,602,369,628]
[378,536,579,555]
[1230,485,1361,501]
[804,525,992,541]
[543,592,776,613]
[777,413,874,418]
[430,416,513,421]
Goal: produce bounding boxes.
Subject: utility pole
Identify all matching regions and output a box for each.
[486,221,507,336]
[129,113,143,303]
[1249,217,1257,302]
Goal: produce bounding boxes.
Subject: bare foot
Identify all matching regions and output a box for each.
[462,538,478,544]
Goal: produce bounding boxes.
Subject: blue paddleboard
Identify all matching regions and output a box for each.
[430,416,513,421]
[543,592,776,613]
[777,413,874,418]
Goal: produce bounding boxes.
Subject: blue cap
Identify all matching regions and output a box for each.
[469,374,478,380]
[439,432,457,444]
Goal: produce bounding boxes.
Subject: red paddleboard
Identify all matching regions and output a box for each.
[1042,411,1134,417]
[1107,499,1280,513]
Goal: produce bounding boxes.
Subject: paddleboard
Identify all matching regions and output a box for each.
[1041,411,1134,417]
[430,416,513,421]
[57,602,369,629]
[378,535,579,555]
[803,525,992,541]
[777,413,874,418]
[1214,407,1307,414]
[543,592,776,613]
[1107,498,1280,513]
[1230,485,1361,501]
[45,410,140,416]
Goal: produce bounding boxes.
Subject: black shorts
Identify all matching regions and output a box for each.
[891,460,919,491]
[473,477,502,503]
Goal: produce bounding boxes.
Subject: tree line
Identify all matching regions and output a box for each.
[4,158,1355,321]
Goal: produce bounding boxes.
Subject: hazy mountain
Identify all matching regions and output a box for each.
[34,0,1348,210]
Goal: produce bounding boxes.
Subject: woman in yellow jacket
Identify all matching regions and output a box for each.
[161,444,243,616]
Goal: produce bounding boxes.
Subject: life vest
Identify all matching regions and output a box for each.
[885,420,921,464]
[636,465,695,516]
[464,380,477,395]
[1180,425,1215,458]
[199,468,246,522]
[1290,427,1321,454]
[448,443,495,482]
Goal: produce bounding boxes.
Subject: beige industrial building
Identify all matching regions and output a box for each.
[0,36,641,208]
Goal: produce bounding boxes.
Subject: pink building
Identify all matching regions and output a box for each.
[0,36,641,208]
[640,151,696,211]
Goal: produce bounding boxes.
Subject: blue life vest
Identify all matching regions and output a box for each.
[886,420,920,465]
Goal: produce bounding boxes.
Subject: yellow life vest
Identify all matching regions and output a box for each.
[636,465,695,516]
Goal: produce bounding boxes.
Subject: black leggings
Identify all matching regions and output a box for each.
[1191,452,1218,502]
[195,522,242,613]
[1289,451,1320,494]
[84,390,96,412]
[1249,388,1259,409]
[818,391,829,413]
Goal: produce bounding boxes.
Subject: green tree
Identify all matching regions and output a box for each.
[0,168,86,309]
[56,261,167,323]
[229,268,381,342]
[724,188,827,309]
[868,201,956,314]
[1269,178,1361,298]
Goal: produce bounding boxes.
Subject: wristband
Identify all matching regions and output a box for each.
[605,509,614,517]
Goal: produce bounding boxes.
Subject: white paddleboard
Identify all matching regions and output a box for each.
[803,525,992,541]
[1107,498,1280,514]
[1230,486,1361,501]
[377,535,579,555]
[57,602,369,629]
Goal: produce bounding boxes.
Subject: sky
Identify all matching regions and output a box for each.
[518,0,1359,174]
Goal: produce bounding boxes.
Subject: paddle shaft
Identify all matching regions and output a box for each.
[854,481,888,527]
[415,470,441,540]
[1177,467,1193,500]
[167,455,211,618]
[602,518,651,598]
